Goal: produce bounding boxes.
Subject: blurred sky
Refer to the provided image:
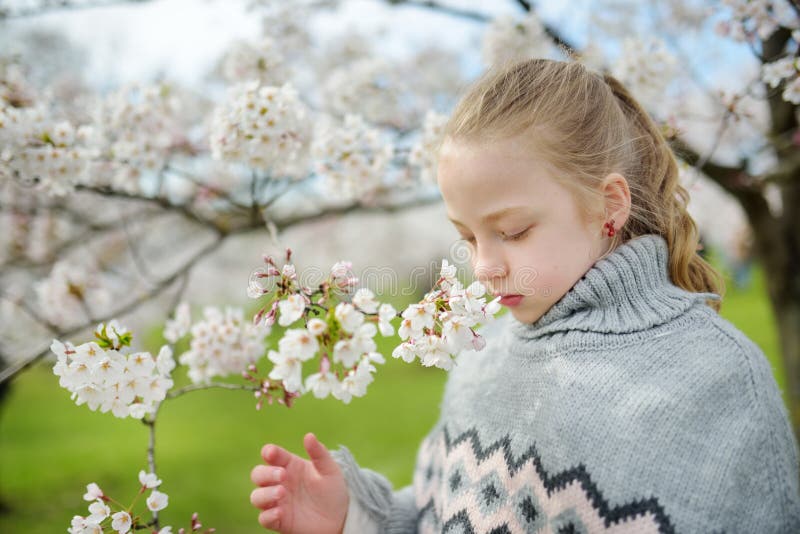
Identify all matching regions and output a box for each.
[0,0,753,92]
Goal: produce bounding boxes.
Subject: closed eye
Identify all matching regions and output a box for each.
[502,227,531,241]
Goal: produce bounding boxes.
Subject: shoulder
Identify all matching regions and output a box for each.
[683,305,781,404]
[655,305,798,471]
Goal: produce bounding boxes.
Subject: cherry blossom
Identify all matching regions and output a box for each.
[311,114,394,202]
[481,12,551,67]
[52,322,174,419]
[210,81,311,178]
[138,470,162,489]
[163,302,191,343]
[178,306,269,383]
[146,490,169,512]
[220,37,289,85]
[408,110,448,185]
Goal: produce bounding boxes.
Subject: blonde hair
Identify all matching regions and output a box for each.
[444,58,725,311]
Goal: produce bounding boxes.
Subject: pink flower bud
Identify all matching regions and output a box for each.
[471,333,486,351]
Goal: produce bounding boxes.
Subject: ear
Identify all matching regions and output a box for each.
[601,172,632,229]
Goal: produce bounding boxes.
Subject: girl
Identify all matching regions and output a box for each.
[249,58,800,533]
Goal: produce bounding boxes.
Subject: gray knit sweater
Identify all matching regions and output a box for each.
[333,234,800,533]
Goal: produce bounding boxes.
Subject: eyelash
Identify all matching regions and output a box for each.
[462,228,530,245]
[503,228,531,241]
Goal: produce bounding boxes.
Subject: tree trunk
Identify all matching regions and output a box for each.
[774,298,800,438]
[749,175,800,443]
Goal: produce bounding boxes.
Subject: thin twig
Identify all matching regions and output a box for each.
[0,290,60,333]
[75,184,221,232]
[120,208,159,287]
[164,164,251,212]
[166,381,261,399]
[143,415,159,528]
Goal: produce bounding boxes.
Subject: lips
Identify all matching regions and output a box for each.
[496,294,524,307]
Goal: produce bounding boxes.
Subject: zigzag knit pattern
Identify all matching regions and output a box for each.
[414,426,675,534]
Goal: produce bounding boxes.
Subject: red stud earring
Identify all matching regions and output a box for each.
[603,218,616,237]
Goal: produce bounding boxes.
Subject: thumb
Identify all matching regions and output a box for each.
[303,433,340,477]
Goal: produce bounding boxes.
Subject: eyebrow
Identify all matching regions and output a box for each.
[448,206,532,227]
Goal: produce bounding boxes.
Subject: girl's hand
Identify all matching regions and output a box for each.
[250,432,349,534]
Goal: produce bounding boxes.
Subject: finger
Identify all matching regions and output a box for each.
[261,443,293,467]
[251,465,286,486]
[303,432,340,477]
[258,507,281,530]
[250,485,285,510]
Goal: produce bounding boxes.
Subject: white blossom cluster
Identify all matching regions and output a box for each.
[267,288,397,404]
[402,48,464,100]
[611,37,679,111]
[0,103,96,196]
[312,32,372,79]
[210,81,311,178]
[221,37,289,85]
[163,302,192,344]
[257,3,314,59]
[408,110,448,185]
[321,58,404,126]
[311,114,394,202]
[762,56,800,104]
[88,83,186,193]
[0,59,34,105]
[481,12,551,67]
[69,474,170,534]
[1,77,188,196]
[177,306,270,383]
[34,259,113,328]
[392,260,501,371]
[52,321,175,419]
[716,0,799,42]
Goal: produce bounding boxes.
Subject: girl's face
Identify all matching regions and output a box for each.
[437,136,610,325]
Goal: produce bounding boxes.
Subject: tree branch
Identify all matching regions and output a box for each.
[120,208,160,287]
[166,381,260,399]
[75,184,222,232]
[0,0,153,20]
[670,136,772,227]
[0,233,225,384]
[389,0,576,55]
[164,164,252,212]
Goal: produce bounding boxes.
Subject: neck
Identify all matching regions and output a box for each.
[507,234,720,343]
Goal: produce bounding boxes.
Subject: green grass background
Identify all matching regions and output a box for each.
[0,257,785,533]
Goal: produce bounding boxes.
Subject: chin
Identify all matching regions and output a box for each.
[510,307,544,325]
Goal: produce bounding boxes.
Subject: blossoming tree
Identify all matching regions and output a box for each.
[1,0,800,530]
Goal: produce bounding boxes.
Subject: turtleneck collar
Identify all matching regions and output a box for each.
[507,234,720,343]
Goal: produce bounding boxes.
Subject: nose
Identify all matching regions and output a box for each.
[472,244,508,291]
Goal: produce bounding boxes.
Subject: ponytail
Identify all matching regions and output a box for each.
[602,73,725,311]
